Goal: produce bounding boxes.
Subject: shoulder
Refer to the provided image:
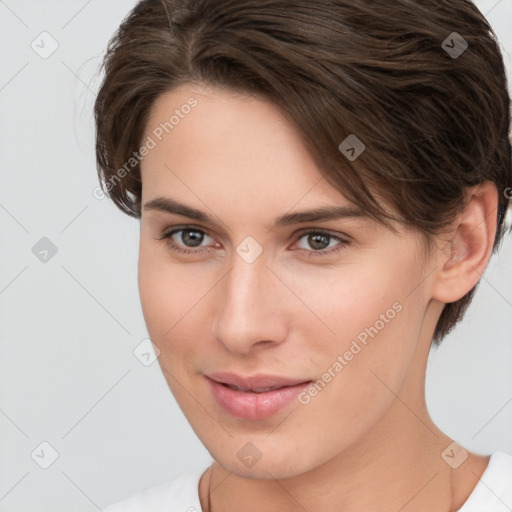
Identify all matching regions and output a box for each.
[102,465,209,512]
[458,452,512,511]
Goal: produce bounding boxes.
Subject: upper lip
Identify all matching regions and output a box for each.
[206,372,312,390]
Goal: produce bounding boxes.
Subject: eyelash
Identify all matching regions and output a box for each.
[156,226,349,258]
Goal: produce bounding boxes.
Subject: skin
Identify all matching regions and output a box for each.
[137,83,497,512]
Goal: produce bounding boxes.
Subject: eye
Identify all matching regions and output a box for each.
[157,226,218,255]
[156,226,349,258]
[292,229,349,257]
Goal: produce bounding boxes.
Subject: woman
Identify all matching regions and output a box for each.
[95,0,512,510]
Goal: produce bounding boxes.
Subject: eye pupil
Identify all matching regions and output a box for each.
[309,233,330,250]
[182,229,204,247]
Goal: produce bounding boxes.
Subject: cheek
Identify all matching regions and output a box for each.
[137,241,202,344]
[286,261,425,443]
[279,256,413,341]
[281,254,426,384]
[137,244,210,400]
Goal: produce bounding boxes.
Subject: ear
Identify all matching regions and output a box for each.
[431,181,498,303]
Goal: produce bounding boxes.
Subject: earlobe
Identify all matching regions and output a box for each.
[431,182,498,304]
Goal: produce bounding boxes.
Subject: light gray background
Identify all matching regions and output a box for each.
[0,1,511,511]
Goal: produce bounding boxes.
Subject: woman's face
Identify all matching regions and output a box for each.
[138,83,439,478]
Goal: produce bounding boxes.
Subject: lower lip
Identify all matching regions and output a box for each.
[207,377,312,420]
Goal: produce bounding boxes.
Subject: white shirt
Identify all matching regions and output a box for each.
[102,452,512,511]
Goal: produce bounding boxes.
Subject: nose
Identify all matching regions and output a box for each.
[211,247,288,355]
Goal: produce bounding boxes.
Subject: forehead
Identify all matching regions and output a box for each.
[141,84,351,202]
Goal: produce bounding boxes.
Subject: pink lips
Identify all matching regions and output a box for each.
[206,372,312,420]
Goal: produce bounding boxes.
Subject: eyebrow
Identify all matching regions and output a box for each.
[143,196,368,228]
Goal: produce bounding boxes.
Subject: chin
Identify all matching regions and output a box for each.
[208,439,317,480]
[222,458,302,480]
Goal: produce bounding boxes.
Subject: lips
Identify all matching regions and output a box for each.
[206,372,311,391]
[223,383,284,393]
[206,372,313,420]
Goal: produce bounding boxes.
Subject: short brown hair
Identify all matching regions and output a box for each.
[94,0,511,345]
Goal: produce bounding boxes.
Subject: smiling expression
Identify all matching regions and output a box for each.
[137,82,439,478]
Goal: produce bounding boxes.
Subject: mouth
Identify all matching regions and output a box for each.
[206,371,312,390]
[218,382,292,393]
[205,373,313,420]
